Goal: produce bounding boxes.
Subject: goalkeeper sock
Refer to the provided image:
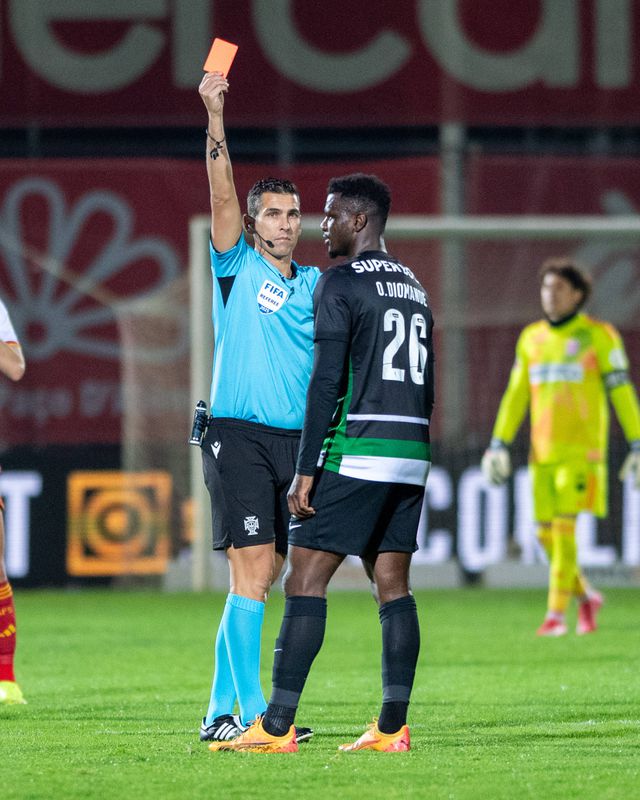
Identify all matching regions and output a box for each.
[0,581,17,681]
[540,522,591,602]
[548,517,578,614]
[204,604,236,725]
[264,596,327,736]
[378,595,420,733]
[223,594,267,726]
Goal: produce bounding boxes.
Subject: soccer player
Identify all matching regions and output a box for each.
[482,258,640,636]
[209,173,435,753]
[0,297,26,705]
[196,72,319,741]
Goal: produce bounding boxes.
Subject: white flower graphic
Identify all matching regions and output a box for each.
[0,177,186,362]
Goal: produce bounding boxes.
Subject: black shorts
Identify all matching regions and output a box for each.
[288,468,424,557]
[201,418,300,555]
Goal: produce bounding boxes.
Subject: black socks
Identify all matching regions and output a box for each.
[263,596,327,736]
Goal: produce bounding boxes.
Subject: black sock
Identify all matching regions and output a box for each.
[377,595,420,734]
[262,703,296,737]
[378,700,409,734]
[262,595,327,736]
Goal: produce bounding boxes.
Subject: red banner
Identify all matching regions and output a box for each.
[0,157,440,445]
[0,159,204,444]
[2,1,640,127]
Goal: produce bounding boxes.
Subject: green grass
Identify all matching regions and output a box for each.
[2,588,639,800]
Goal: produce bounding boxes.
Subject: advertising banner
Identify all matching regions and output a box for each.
[2,154,639,585]
[2,1,640,128]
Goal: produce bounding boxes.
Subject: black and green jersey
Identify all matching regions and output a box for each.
[297,250,434,486]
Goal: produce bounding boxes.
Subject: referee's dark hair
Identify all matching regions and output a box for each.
[539,257,592,307]
[247,177,300,217]
[327,173,392,229]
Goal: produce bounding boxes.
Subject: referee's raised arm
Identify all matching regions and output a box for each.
[198,71,243,252]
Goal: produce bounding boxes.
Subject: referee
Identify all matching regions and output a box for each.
[210,174,435,754]
[197,71,319,742]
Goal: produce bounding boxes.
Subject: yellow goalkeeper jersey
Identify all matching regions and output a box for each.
[492,312,640,465]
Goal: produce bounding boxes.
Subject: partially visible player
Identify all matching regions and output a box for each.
[0,297,26,704]
[482,258,640,636]
[209,173,435,753]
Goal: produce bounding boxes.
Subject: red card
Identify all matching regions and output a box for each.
[203,38,238,77]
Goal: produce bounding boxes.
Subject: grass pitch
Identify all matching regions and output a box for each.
[2,587,639,800]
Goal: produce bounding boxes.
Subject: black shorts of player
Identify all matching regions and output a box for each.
[288,468,424,557]
[201,418,301,556]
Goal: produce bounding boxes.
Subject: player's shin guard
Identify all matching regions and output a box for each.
[378,595,420,734]
[548,517,578,614]
[263,596,327,736]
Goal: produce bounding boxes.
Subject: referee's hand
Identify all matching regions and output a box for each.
[287,473,316,519]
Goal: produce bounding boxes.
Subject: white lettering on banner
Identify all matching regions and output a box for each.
[7,0,210,92]
[2,1,637,97]
[80,381,122,416]
[458,465,640,571]
[2,465,639,578]
[0,472,42,579]
[252,0,411,93]
[10,0,166,92]
[0,382,188,426]
[576,514,616,566]
[513,467,541,564]
[413,466,453,565]
[457,469,508,573]
[419,0,579,92]
[622,477,640,565]
[1,386,74,421]
[595,0,631,89]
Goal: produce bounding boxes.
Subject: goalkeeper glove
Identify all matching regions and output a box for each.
[481,440,512,486]
[619,441,640,490]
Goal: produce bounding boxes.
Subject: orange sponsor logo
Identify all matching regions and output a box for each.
[66,471,172,576]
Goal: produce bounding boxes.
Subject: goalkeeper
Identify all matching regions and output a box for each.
[482,258,640,636]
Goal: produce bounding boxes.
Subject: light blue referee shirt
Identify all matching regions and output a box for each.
[209,235,320,429]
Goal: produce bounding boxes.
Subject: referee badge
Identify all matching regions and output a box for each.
[257,280,289,314]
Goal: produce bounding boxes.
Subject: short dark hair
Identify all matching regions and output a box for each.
[247,177,299,217]
[539,257,592,307]
[326,173,391,228]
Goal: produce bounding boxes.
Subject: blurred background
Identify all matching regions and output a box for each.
[1,0,639,590]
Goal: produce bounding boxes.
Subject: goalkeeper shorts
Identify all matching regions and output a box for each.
[530,460,607,523]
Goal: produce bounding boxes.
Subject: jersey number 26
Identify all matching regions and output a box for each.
[382,308,428,385]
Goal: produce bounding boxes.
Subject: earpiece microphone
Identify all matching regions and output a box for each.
[247,222,274,249]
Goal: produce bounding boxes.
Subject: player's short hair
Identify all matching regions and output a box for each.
[539,257,592,307]
[327,173,392,229]
[247,177,300,217]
